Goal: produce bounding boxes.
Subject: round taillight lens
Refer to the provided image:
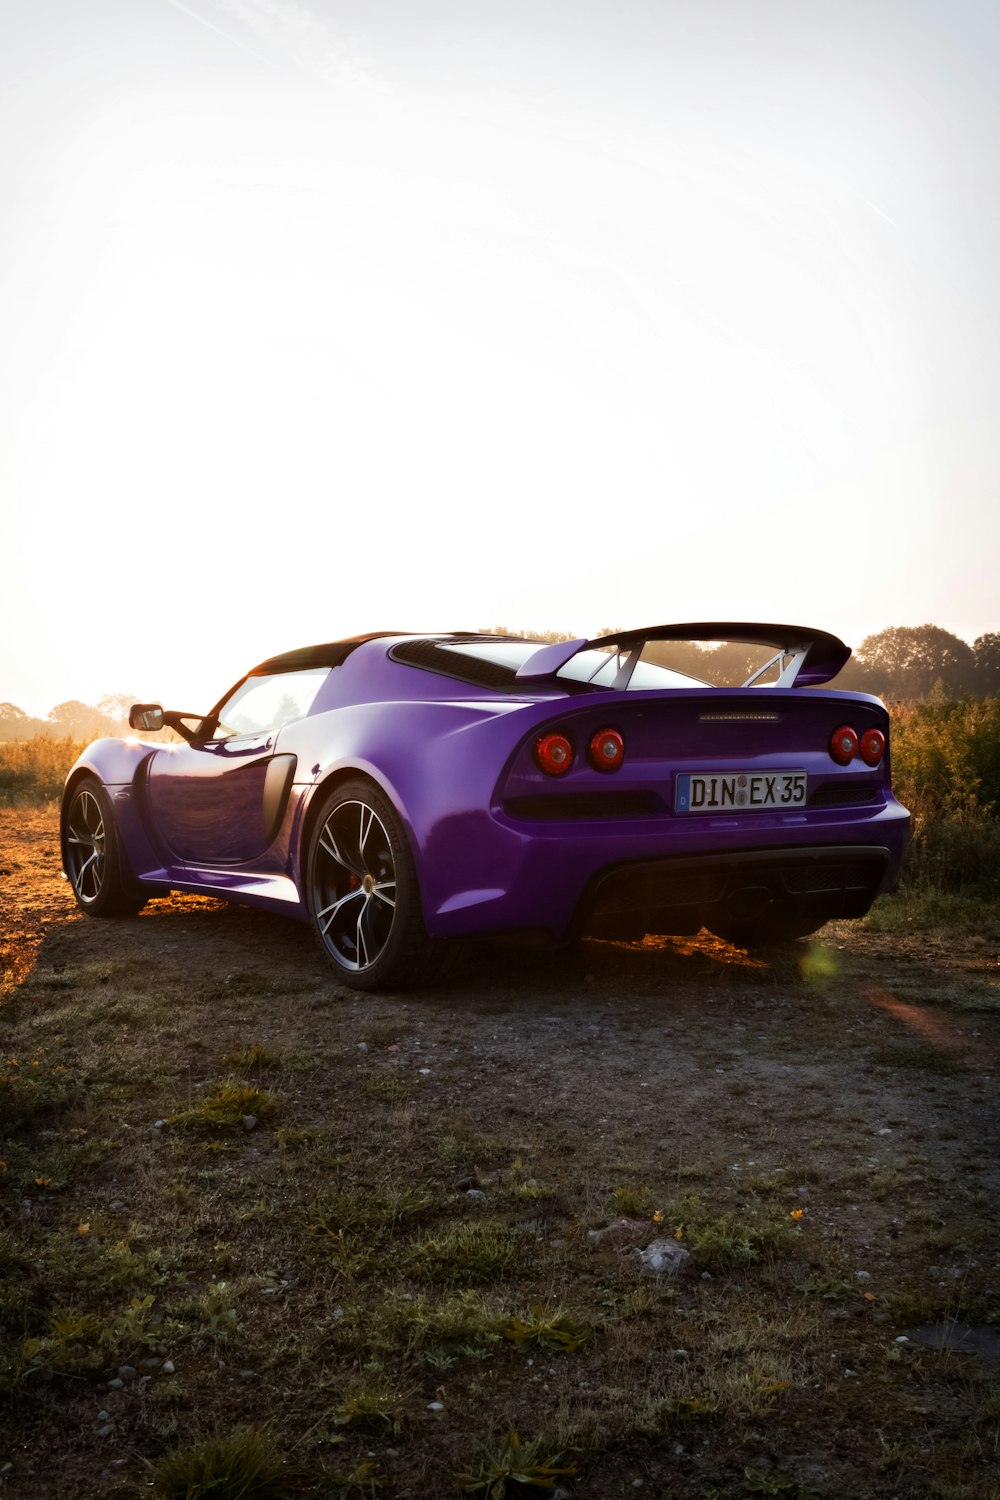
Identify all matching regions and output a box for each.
[535,732,573,776]
[859,727,885,766]
[588,727,624,772]
[829,725,858,765]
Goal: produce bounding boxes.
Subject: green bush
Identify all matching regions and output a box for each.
[890,698,1000,897]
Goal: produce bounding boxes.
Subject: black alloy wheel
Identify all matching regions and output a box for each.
[62,778,147,917]
[306,778,438,991]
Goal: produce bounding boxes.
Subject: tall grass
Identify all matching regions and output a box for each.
[0,737,89,806]
[3,701,998,899]
[890,697,1000,897]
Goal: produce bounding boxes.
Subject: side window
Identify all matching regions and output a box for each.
[212,669,330,739]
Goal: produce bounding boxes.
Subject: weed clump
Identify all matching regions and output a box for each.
[496,1306,590,1353]
[413,1220,533,1285]
[455,1429,577,1496]
[222,1042,281,1074]
[170,1082,279,1132]
[675,1197,798,1273]
[150,1428,284,1500]
[332,1373,411,1436]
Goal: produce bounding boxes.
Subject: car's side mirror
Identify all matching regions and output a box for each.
[129,704,164,732]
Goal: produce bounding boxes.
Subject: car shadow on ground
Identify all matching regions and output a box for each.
[19,882,813,1017]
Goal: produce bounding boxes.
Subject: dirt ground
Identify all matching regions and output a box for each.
[4,807,998,1146]
[2,806,1000,1499]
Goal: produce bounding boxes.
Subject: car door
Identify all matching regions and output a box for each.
[145,668,329,865]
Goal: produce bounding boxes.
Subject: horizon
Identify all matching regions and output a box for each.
[2,616,995,722]
[3,2,999,718]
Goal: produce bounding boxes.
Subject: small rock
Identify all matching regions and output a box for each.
[97,1410,109,1421]
[465,1188,486,1201]
[356,1041,368,1053]
[153,1119,168,1131]
[895,1336,910,1343]
[118,1365,137,1381]
[109,1200,124,1211]
[242,1115,257,1131]
[427,1401,445,1411]
[854,1270,872,1280]
[673,1348,690,1359]
[107,1378,124,1390]
[95,1423,114,1439]
[587,1217,651,1248]
[638,1238,692,1277]
[385,1448,400,1459]
[141,1357,161,1369]
[239,1369,257,1380]
[418,1068,431,1075]
[700,1270,713,1281]
[161,1360,175,1374]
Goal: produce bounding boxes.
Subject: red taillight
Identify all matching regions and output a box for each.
[535,732,573,776]
[829,725,858,765]
[588,727,624,772]
[859,727,885,766]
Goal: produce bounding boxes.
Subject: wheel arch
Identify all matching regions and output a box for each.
[60,764,105,851]
[297,763,414,893]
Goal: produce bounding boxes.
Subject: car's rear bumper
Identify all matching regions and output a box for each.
[421,800,910,939]
[577,844,890,939]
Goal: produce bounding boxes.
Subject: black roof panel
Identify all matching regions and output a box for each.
[249,632,402,676]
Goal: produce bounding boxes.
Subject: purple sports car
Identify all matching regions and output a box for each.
[60,626,910,990]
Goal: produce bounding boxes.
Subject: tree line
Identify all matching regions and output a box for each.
[491,623,1000,701]
[2,625,998,743]
[0,694,136,743]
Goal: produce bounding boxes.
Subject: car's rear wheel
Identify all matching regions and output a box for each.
[708,915,826,949]
[306,779,439,991]
[62,778,148,918]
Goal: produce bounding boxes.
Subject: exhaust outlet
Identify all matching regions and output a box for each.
[725,884,773,922]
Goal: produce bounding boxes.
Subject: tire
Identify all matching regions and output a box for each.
[708,915,826,949]
[306,778,440,991]
[62,777,148,918]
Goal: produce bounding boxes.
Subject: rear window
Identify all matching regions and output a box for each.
[390,637,708,690]
[559,646,707,690]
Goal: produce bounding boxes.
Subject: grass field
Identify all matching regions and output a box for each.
[1,807,999,1499]
[1,701,999,1497]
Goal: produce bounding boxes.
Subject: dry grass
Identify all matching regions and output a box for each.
[0,736,90,805]
[1,809,998,1499]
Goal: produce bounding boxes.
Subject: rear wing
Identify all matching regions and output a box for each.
[515,622,852,689]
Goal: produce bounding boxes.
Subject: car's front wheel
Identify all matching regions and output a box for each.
[62,778,148,917]
[306,779,439,991]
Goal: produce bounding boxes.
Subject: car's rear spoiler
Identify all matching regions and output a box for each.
[514,622,852,689]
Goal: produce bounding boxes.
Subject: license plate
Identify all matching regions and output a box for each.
[675,769,807,813]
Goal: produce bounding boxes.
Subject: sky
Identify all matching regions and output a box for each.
[1,0,998,717]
